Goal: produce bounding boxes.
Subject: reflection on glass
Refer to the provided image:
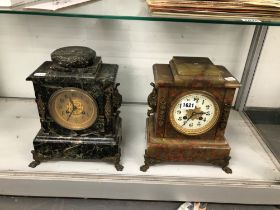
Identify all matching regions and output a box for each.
[245,107,280,162]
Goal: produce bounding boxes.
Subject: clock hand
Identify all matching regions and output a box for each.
[69,97,75,107]
[67,109,74,121]
[183,111,206,125]
[190,111,207,120]
[67,98,77,121]
[184,112,195,124]
[193,111,206,115]
[69,97,78,110]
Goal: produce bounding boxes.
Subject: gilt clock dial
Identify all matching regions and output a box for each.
[170,91,220,136]
[48,87,98,130]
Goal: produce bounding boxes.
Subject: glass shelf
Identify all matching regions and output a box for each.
[0,98,279,203]
[1,0,280,26]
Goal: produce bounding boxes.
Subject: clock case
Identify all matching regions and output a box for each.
[140,57,240,173]
[26,47,123,171]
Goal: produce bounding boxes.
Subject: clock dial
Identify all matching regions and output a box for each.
[170,91,220,136]
[48,87,98,130]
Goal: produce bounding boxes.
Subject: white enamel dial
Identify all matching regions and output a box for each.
[169,91,220,136]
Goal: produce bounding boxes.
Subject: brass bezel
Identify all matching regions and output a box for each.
[169,91,220,136]
[48,87,98,131]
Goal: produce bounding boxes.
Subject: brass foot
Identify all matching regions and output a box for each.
[221,156,232,174]
[222,166,232,174]
[115,163,124,171]
[29,150,41,168]
[114,150,124,171]
[140,164,149,172]
[140,153,161,172]
[211,156,232,174]
[29,160,40,168]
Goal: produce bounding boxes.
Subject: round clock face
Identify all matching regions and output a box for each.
[48,87,98,130]
[169,91,220,136]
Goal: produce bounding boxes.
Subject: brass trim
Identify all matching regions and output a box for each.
[48,87,98,131]
[169,90,220,136]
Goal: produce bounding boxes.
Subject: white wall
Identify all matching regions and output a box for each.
[0,14,254,103]
[246,27,280,108]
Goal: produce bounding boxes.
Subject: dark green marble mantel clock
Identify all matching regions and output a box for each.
[26,46,123,171]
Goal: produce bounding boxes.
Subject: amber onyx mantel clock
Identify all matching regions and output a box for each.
[140,57,240,173]
[26,46,123,171]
